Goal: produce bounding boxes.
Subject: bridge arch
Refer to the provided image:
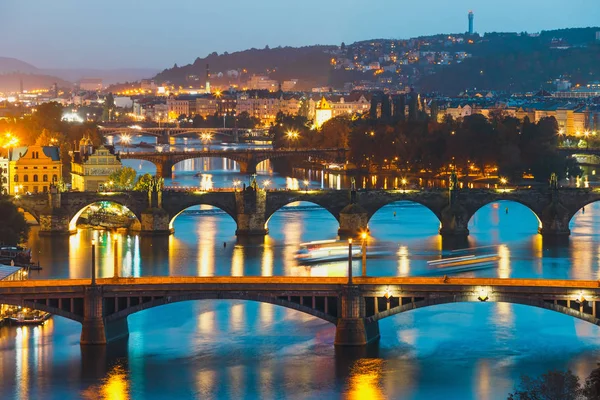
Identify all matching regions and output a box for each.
[368,295,598,327]
[168,204,238,231]
[104,294,338,325]
[567,199,600,230]
[265,200,340,237]
[367,200,442,237]
[68,200,142,232]
[467,199,542,234]
[0,297,83,323]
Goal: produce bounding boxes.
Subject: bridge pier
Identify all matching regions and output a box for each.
[235,189,267,235]
[81,286,107,345]
[39,210,75,236]
[338,204,369,238]
[157,131,170,145]
[156,161,174,178]
[335,286,380,346]
[238,161,257,175]
[140,208,173,236]
[438,205,470,239]
[539,202,571,237]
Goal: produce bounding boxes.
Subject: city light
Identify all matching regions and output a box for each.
[262,179,271,189]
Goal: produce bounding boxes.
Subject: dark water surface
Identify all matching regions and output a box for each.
[2,149,600,399]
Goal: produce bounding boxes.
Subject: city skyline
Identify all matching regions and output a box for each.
[1,0,599,69]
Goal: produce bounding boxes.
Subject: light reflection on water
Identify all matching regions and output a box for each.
[7,160,600,398]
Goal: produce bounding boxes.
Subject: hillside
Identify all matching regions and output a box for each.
[0,73,72,93]
[153,27,600,94]
[0,57,39,74]
[154,45,337,90]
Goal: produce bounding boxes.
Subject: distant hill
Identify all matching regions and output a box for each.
[154,45,337,90]
[0,73,72,93]
[0,57,39,74]
[44,68,160,85]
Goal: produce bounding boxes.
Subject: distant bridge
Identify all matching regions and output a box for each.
[1,276,599,346]
[119,148,347,176]
[98,127,270,144]
[11,187,600,239]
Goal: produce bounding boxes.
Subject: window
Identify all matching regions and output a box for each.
[52,174,58,182]
[43,186,48,193]
[23,175,28,182]
[33,175,38,182]
[33,186,39,193]
[43,175,48,182]
[14,175,18,182]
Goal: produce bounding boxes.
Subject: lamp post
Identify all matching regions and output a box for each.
[91,239,96,286]
[348,238,353,285]
[303,179,309,193]
[361,232,367,277]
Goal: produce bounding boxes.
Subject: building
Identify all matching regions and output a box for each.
[167,97,190,119]
[314,97,333,128]
[247,75,278,91]
[0,156,8,194]
[71,138,122,192]
[282,80,298,92]
[79,78,103,91]
[8,145,61,195]
[237,92,300,125]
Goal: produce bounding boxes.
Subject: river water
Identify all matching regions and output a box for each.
[2,138,600,399]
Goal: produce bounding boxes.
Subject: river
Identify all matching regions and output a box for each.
[1,137,599,399]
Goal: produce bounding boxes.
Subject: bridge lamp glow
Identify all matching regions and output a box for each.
[477,287,489,302]
[262,179,271,189]
[577,291,587,304]
[384,286,392,301]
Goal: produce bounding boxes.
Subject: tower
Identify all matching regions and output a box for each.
[468,11,474,35]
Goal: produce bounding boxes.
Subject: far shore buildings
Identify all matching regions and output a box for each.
[70,137,121,192]
[8,145,61,195]
[0,156,8,194]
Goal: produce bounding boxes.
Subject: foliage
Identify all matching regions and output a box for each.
[102,93,115,121]
[108,167,137,191]
[508,369,583,400]
[0,197,29,245]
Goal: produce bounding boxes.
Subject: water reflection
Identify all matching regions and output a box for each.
[345,358,385,400]
[81,364,130,400]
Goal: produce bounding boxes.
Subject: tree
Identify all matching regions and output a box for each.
[108,167,137,191]
[381,95,392,122]
[584,366,600,399]
[508,369,582,400]
[369,96,378,120]
[102,93,115,121]
[0,197,29,245]
[134,173,154,192]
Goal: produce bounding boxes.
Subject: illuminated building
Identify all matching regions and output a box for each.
[71,138,122,192]
[79,78,103,91]
[0,156,8,194]
[8,145,61,194]
[314,96,333,128]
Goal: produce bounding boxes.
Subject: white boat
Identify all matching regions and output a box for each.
[427,254,500,274]
[295,240,361,264]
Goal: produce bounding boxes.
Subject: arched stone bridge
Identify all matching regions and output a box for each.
[1,277,599,346]
[119,148,347,176]
[11,187,600,238]
[99,127,269,145]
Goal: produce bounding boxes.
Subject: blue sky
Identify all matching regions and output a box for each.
[1,0,599,69]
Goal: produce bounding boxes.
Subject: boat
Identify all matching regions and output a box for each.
[0,246,40,270]
[8,309,51,325]
[295,240,361,264]
[427,254,500,274]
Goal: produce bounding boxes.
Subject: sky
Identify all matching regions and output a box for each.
[1,0,599,70]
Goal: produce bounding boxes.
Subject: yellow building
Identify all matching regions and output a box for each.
[314,96,333,129]
[71,138,122,192]
[8,146,61,195]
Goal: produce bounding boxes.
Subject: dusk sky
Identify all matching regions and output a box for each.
[2,0,599,70]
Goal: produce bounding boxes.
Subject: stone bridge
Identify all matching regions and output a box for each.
[1,276,599,346]
[99,127,270,145]
[119,148,347,176]
[11,187,600,238]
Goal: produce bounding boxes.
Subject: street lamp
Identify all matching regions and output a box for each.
[286,130,299,148]
[233,180,241,191]
[303,179,309,192]
[500,177,507,190]
[401,178,408,191]
[200,133,213,150]
[361,231,368,277]
[262,179,271,190]
[120,134,132,153]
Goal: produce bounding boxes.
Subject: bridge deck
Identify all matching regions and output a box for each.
[1,276,599,289]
